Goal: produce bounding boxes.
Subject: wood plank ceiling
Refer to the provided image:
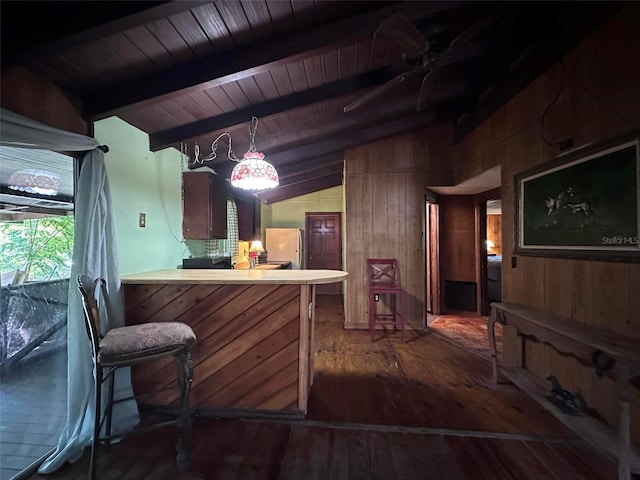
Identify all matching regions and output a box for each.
[1,1,621,203]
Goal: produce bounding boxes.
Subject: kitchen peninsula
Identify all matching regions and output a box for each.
[120,269,347,418]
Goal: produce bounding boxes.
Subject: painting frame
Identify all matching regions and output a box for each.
[514,131,640,262]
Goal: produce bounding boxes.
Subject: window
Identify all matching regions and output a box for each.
[0,146,75,479]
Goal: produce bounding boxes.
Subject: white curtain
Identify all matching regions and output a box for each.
[0,109,139,472]
[0,109,98,151]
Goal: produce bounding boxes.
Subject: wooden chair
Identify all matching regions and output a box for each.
[77,274,196,480]
[367,259,406,341]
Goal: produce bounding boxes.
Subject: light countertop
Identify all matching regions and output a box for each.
[121,269,348,285]
[234,264,280,270]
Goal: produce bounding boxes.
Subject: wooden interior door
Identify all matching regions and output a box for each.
[305,212,342,294]
[425,201,440,315]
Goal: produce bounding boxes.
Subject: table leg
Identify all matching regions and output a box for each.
[617,360,630,480]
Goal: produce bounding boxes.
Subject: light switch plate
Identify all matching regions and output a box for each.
[139,213,146,228]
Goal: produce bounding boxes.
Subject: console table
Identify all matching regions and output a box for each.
[488,302,640,480]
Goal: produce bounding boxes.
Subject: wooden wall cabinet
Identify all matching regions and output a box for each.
[233,191,261,241]
[182,171,227,239]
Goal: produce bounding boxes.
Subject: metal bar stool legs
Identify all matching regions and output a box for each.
[88,353,194,480]
[174,347,194,470]
[89,365,103,480]
[77,274,196,480]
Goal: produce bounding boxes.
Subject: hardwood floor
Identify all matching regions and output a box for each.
[0,349,67,480]
[427,312,502,360]
[25,295,618,480]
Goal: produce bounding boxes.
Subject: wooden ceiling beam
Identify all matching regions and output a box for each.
[254,173,343,205]
[277,153,344,179]
[267,112,439,167]
[154,76,466,155]
[1,1,205,69]
[263,82,469,155]
[453,1,621,142]
[149,67,401,151]
[277,162,343,185]
[197,112,440,173]
[192,151,344,180]
[83,1,464,119]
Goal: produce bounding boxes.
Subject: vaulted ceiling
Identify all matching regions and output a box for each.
[1,1,621,203]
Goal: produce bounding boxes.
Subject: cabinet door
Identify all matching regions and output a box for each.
[182,171,227,239]
[236,195,261,241]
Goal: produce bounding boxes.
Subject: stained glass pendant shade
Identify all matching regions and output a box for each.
[230,150,279,190]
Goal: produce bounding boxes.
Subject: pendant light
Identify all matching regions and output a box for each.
[186,117,279,191]
[230,117,278,191]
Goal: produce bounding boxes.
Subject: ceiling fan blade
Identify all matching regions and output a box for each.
[450,4,515,49]
[344,71,413,113]
[374,13,428,53]
[416,71,436,112]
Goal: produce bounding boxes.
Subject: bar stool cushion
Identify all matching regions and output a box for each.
[99,322,196,366]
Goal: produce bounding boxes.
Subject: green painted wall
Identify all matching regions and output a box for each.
[261,185,344,231]
[94,117,186,275]
[93,117,344,274]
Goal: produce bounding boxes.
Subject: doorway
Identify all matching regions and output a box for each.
[305,212,342,294]
[475,190,502,316]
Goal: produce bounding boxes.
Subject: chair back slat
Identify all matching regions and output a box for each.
[367,258,400,287]
[76,274,106,360]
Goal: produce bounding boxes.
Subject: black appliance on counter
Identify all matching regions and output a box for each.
[182,256,232,269]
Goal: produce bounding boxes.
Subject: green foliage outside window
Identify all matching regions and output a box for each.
[0,216,74,282]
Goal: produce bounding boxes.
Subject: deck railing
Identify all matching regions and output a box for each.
[0,278,69,371]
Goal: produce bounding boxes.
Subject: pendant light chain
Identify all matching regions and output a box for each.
[181,116,278,190]
[248,116,258,153]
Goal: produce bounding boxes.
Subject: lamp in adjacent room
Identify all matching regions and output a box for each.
[249,240,265,268]
[8,169,59,196]
[486,239,495,253]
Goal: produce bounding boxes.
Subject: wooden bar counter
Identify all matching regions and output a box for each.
[121,269,347,418]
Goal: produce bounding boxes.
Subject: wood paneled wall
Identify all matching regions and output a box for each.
[487,215,502,256]
[453,5,640,445]
[344,124,453,329]
[0,67,86,134]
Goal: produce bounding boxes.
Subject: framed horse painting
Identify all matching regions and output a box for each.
[514,131,640,262]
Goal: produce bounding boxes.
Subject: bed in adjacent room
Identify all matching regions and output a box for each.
[487,255,502,302]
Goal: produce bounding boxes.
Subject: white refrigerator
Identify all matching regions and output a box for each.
[265,228,303,269]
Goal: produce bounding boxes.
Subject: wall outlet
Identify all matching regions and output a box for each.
[374,294,379,301]
[139,213,146,228]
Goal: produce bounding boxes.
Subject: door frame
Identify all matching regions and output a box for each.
[425,191,440,315]
[304,212,343,294]
[474,188,501,316]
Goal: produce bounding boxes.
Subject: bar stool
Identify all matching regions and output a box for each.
[77,274,196,480]
[367,259,405,341]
